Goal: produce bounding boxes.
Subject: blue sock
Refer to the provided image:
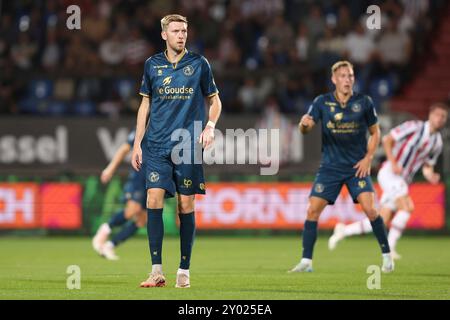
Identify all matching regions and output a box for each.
[147,208,164,264]
[111,221,138,247]
[302,220,318,259]
[108,210,127,228]
[370,216,391,254]
[179,212,196,270]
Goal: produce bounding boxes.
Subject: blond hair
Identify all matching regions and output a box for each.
[331,60,354,74]
[161,14,188,31]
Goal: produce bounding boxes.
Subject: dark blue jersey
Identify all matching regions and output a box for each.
[139,49,218,150]
[307,92,378,168]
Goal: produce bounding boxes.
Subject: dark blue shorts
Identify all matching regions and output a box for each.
[144,147,205,198]
[310,165,374,204]
[123,169,147,208]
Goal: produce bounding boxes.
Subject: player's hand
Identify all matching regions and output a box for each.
[300,114,314,128]
[100,169,113,184]
[391,162,403,175]
[353,156,372,178]
[424,171,440,184]
[131,146,142,171]
[199,125,215,149]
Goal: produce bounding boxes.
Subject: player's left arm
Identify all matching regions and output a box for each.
[354,123,380,178]
[199,93,222,149]
[422,164,440,184]
[422,142,443,184]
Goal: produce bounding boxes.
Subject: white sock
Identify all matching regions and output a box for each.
[178,268,190,276]
[101,223,111,234]
[343,219,372,236]
[152,264,163,274]
[300,258,312,265]
[388,210,410,251]
[105,240,114,248]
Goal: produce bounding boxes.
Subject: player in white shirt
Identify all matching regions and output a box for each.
[328,103,448,259]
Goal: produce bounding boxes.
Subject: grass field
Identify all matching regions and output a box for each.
[0,235,449,300]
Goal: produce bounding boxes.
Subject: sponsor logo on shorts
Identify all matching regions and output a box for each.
[199,183,205,191]
[125,192,132,199]
[183,178,192,188]
[358,180,367,189]
[149,172,159,183]
[314,183,324,193]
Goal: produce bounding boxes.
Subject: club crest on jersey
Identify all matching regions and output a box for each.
[157,69,163,76]
[315,183,324,193]
[352,103,361,113]
[183,65,194,76]
[149,172,159,183]
[358,180,367,189]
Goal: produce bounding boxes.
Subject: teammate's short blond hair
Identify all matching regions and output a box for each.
[161,14,188,31]
[331,61,354,74]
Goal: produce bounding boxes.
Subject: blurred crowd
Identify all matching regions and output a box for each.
[0,0,447,116]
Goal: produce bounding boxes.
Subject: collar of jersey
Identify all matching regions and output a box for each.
[332,90,354,108]
[164,48,188,69]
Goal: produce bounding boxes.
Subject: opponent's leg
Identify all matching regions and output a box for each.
[388,196,414,259]
[329,207,393,250]
[92,208,128,255]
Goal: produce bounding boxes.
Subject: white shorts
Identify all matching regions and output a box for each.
[377,162,409,211]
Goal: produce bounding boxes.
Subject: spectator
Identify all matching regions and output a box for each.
[99,31,125,66]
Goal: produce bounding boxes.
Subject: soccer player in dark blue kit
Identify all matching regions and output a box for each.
[131,14,222,288]
[92,130,147,260]
[289,61,394,273]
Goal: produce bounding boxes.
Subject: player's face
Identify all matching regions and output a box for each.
[332,67,355,95]
[429,108,448,131]
[162,22,187,53]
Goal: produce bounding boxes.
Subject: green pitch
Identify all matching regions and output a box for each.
[0,235,449,300]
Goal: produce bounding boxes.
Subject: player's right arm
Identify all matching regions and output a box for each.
[131,96,151,171]
[299,96,321,134]
[101,143,131,184]
[299,114,315,134]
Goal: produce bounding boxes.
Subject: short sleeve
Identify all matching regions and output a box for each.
[390,120,421,142]
[306,95,322,123]
[200,56,218,97]
[365,96,378,127]
[139,59,152,97]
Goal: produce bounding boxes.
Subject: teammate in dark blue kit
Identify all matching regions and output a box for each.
[92,130,147,260]
[289,61,394,273]
[131,14,222,288]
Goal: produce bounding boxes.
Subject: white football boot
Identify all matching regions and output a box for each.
[288,258,313,273]
[328,223,345,251]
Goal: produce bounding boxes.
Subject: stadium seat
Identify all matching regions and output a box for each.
[28,79,53,99]
[73,101,96,116]
[47,101,69,116]
[54,78,75,100]
[369,77,395,110]
[115,78,136,100]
